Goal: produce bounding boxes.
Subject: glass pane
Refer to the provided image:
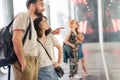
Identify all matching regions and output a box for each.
[73,0,99,42]
[103,0,120,42]
[103,0,120,80]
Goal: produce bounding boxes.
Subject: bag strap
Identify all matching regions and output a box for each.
[6,19,14,30]
[37,39,52,60]
[6,16,17,30]
[22,18,31,45]
[6,17,32,45]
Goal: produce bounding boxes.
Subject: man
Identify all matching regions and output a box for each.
[12,0,45,80]
[12,0,63,80]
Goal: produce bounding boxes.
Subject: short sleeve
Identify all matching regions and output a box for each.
[49,34,59,47]
[13,12,29,31]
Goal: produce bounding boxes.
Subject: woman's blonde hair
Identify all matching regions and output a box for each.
[68,19,76,28]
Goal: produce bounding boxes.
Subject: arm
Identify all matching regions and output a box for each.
[64,31,75,48]
[77,33,84,43]
[54,42,62,67]
[52,27,64,35]
[50,34,62,67]
[12,30,26,72]
[12,13,29,72]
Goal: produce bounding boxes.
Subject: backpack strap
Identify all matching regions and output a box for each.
[6,19,14,30]
[6,17,32,45]
[22,18,31,45]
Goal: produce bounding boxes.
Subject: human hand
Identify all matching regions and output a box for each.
[54,62,60,68]
[52,27,65,35]
[21,61,26,72]
[71,44,75,49]
[74,47,79,50]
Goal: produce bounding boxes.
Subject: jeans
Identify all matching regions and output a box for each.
[38,64,59,80]
[78,44,84,59]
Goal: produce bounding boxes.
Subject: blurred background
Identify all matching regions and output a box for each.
[1,0,120,43]
[0,0,120,80]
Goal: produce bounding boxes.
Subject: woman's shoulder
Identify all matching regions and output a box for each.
[48,33,53,37]
[67,29,73,35]
[47,33,54,40]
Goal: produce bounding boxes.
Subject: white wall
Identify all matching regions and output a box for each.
[13,0,27,15]
[0,0,4,28]
[50,0,69,29]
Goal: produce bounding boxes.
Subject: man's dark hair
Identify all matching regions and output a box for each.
[26,0,37,9]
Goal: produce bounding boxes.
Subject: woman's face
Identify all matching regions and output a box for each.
[71,21,78,29]
[39,17,49,31]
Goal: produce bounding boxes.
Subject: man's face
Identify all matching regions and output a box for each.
[35,0,45,14]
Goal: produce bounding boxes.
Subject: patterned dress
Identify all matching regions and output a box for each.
[68,32,79,76]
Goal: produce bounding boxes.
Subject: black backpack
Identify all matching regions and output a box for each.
[0,18,31,67]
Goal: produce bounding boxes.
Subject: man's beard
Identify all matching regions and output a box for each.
[34,7,43,17]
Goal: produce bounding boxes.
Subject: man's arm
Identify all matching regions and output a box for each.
[12,30,26,72]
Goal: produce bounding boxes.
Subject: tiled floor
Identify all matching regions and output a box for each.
[104,42,120,80]
[0,42,120,80]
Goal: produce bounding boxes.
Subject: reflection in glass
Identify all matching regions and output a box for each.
[103,0,120,42]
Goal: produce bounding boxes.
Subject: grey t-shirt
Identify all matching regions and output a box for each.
[13,12,38,56]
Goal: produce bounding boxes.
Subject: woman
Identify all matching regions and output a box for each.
[63,20,79,77]
[33,16,62,80]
